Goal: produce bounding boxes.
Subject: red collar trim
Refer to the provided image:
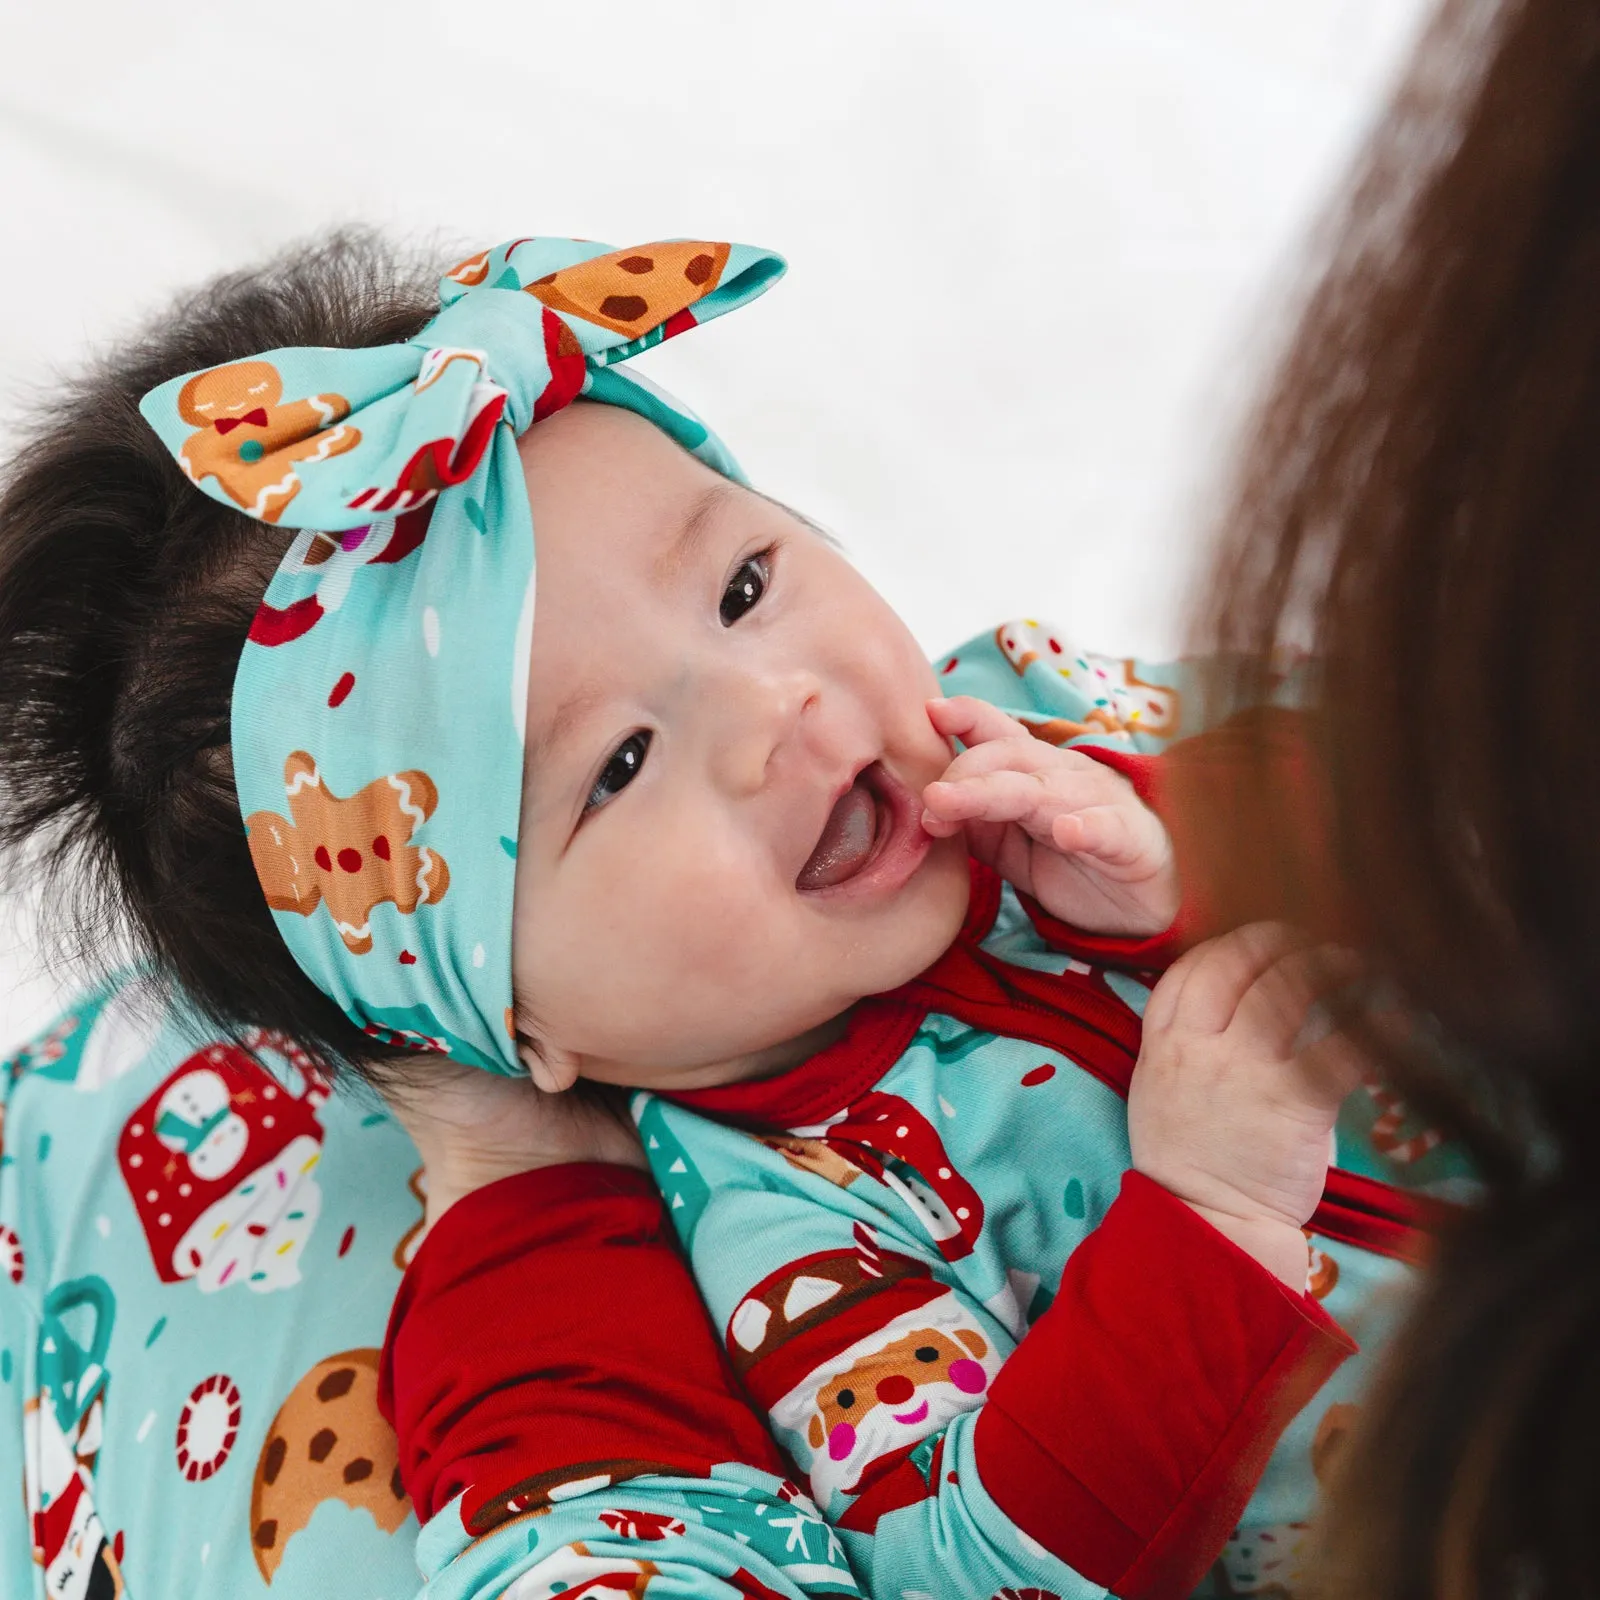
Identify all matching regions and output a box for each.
[666,861,1003,1129]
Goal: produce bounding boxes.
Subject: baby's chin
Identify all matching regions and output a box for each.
[582,844,970,1095]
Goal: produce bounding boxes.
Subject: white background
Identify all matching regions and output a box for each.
[0,0,1430,1043]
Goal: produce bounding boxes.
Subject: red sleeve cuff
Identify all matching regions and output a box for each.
[1015,747,1189,969]
[974,1171,1355,1600]
[379,1162,787,1534]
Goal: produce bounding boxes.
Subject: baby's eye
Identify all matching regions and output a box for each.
[720,550,771,626]
[585,731,651,813]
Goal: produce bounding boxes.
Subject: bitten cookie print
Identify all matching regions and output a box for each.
[250,1349,410,1582]
[524,240,732,338]
[177,360,360,524]
[117,1034,328,1294]
[245,752,450,954]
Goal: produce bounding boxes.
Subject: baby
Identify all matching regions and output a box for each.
[0,231,1453,1600]
[389,403,1431,1600]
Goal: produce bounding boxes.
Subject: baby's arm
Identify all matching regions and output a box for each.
[380,1079,865,1600]
[668,935,1360,1600]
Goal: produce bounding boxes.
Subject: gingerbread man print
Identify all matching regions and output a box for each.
[178,360,360,524]
[244,752,450,955]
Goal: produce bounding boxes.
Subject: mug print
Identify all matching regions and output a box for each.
[116,1034,329,1294]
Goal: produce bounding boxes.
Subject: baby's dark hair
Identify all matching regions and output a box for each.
[0,229,447,1089]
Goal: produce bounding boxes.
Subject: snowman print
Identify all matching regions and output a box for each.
[118,1033,328,1295]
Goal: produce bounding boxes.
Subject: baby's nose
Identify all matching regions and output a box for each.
[875,1374,916,1406]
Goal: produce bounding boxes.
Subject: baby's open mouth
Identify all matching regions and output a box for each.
[796,765,886,891]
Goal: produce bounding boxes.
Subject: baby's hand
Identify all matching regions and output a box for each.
[1129,923,1366,1287]
[922,695,1179,937]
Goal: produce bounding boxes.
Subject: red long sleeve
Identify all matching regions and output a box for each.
[973,1171,1355,1600]
[378,1163,789,1535]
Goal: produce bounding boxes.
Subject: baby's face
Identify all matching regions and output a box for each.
[511,404,970,1091]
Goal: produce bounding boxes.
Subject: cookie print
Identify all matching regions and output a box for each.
[465,1458,684,1539]
[250,1349,410,1582]
[244,751,450,955]
[525,240,732,339]
[177,360,360,524]
[993,619,1183,740]
[499,1547,657,1599]
[1211,1403,1362,1596]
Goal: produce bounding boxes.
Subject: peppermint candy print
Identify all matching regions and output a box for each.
[597,1507,686,1541]
[0,1224,21,1285]
[175,1373,242,1482]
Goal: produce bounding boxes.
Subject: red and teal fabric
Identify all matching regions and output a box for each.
[137,237,784,1080]
[0,624,1473,1599]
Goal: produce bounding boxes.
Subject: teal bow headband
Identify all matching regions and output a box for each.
[140,237,786,1075]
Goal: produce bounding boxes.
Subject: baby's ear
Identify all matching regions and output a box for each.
[517,1035,582,1095]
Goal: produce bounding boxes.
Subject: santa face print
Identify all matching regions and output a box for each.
[511,405,972,1091]
[809,1327,989,1469]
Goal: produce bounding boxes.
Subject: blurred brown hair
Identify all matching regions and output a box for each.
[1174,0,1600,1594]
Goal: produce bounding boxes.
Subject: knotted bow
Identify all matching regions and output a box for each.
[140,236,785,1075]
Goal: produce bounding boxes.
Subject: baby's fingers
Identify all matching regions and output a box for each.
[1051,803,1167,868]
[1234,944,1365,1059]
[922,768,1052,831]
[1163,922,1304,1037]
[927,695,1035,750]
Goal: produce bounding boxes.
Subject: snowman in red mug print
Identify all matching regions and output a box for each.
[117,1032,328,1294]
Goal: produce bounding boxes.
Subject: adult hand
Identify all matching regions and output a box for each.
[1129,922,1367,1288]
[382,1060,648,1242]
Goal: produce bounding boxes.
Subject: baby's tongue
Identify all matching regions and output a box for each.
[797,779,879,890]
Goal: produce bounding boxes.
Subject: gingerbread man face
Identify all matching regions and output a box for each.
[244,751,450,954]
[178,359,361,524]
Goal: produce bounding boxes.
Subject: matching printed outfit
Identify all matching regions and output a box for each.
[380,625,1474,1600]
[0,625,1473,1599]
